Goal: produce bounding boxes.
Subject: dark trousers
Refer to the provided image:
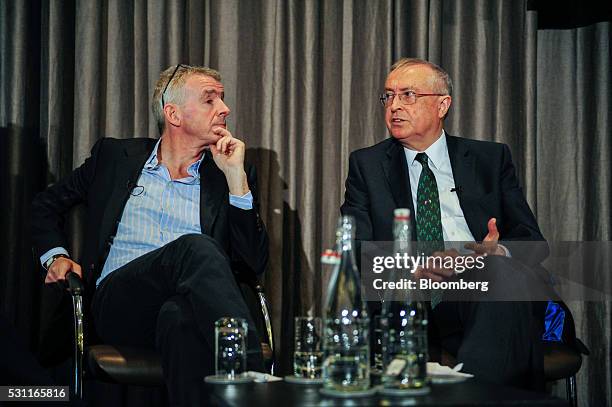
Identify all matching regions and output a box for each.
[431,301,544,390]
[91,233,263,406]
[430,255,547,391]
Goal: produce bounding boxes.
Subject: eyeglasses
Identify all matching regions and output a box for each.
[161,64,185,107]
[379,90,445,107]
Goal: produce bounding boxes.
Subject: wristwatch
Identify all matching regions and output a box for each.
[43,254,70,270]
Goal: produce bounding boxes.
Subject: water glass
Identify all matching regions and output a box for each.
[215,317,248,379]
[293,316,323,378]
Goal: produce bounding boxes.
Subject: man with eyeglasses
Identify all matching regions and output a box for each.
[341,58,549,389]
[32,64,268,404]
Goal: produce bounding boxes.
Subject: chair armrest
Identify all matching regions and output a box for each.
[66,271,84,294]
[254,283,274,352]
[62,271,85,399]
[543,342,583,381]
[234,272,275,373]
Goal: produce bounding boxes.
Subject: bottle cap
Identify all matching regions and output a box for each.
[394,208,411,220]
[321,249,340,265]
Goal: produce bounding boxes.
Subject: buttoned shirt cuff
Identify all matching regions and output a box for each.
[229,191,253,210]
[40,247,70,267]
[498,244,512,258]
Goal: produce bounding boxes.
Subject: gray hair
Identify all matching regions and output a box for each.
[151,64,222,134]
[390,58,453,96]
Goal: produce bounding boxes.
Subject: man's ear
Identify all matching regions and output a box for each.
[438,95,452,118]
[163,104,181,128]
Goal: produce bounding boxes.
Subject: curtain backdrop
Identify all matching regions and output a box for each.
[1,1,609,405]
[536,21,611,405]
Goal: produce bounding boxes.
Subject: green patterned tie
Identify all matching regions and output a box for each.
[415,153,444,308]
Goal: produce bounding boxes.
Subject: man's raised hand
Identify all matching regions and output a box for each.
[210,128,249,196]
[464,218,506,256]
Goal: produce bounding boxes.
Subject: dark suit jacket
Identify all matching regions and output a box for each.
[341,135,547,265]
[32,137,269,289]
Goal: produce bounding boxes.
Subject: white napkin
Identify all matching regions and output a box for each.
[245,371,283,382]
[427,362,474,378]
[246,364,471,383]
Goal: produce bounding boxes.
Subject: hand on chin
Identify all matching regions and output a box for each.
[202,127,226,147]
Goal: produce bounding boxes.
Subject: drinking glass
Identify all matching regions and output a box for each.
[293,316,323,379]
[215,317,248,379]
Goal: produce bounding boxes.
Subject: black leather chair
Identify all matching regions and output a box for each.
[63,271,275,399]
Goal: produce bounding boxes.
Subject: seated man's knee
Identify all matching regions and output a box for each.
[176,233,215,246]
[157,298,196,333]
[166,234,232,282]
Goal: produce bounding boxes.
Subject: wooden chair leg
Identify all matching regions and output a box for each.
[566,375,577,407]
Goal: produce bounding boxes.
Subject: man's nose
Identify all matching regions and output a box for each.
[390,95,403,111]
[218,100,231,117]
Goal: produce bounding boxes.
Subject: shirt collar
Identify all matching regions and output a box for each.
[187,153,205,178]
[143,138,163,170]
[143,137,206,178]
[403,130,447,171]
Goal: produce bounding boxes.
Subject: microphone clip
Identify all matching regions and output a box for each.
[126,180,145,196]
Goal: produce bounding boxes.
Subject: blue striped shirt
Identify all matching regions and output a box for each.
[40,138,253,286]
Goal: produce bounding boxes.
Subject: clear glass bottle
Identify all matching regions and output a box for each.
[322,215,370,392]
[381,208,429,393]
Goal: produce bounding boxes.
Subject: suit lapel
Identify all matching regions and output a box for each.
[199,150,227,236]
[382,140,417,233]
[98,142,154,257]
[446,135,485,240]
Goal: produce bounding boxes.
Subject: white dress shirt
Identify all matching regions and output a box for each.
[403,131,475,243]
